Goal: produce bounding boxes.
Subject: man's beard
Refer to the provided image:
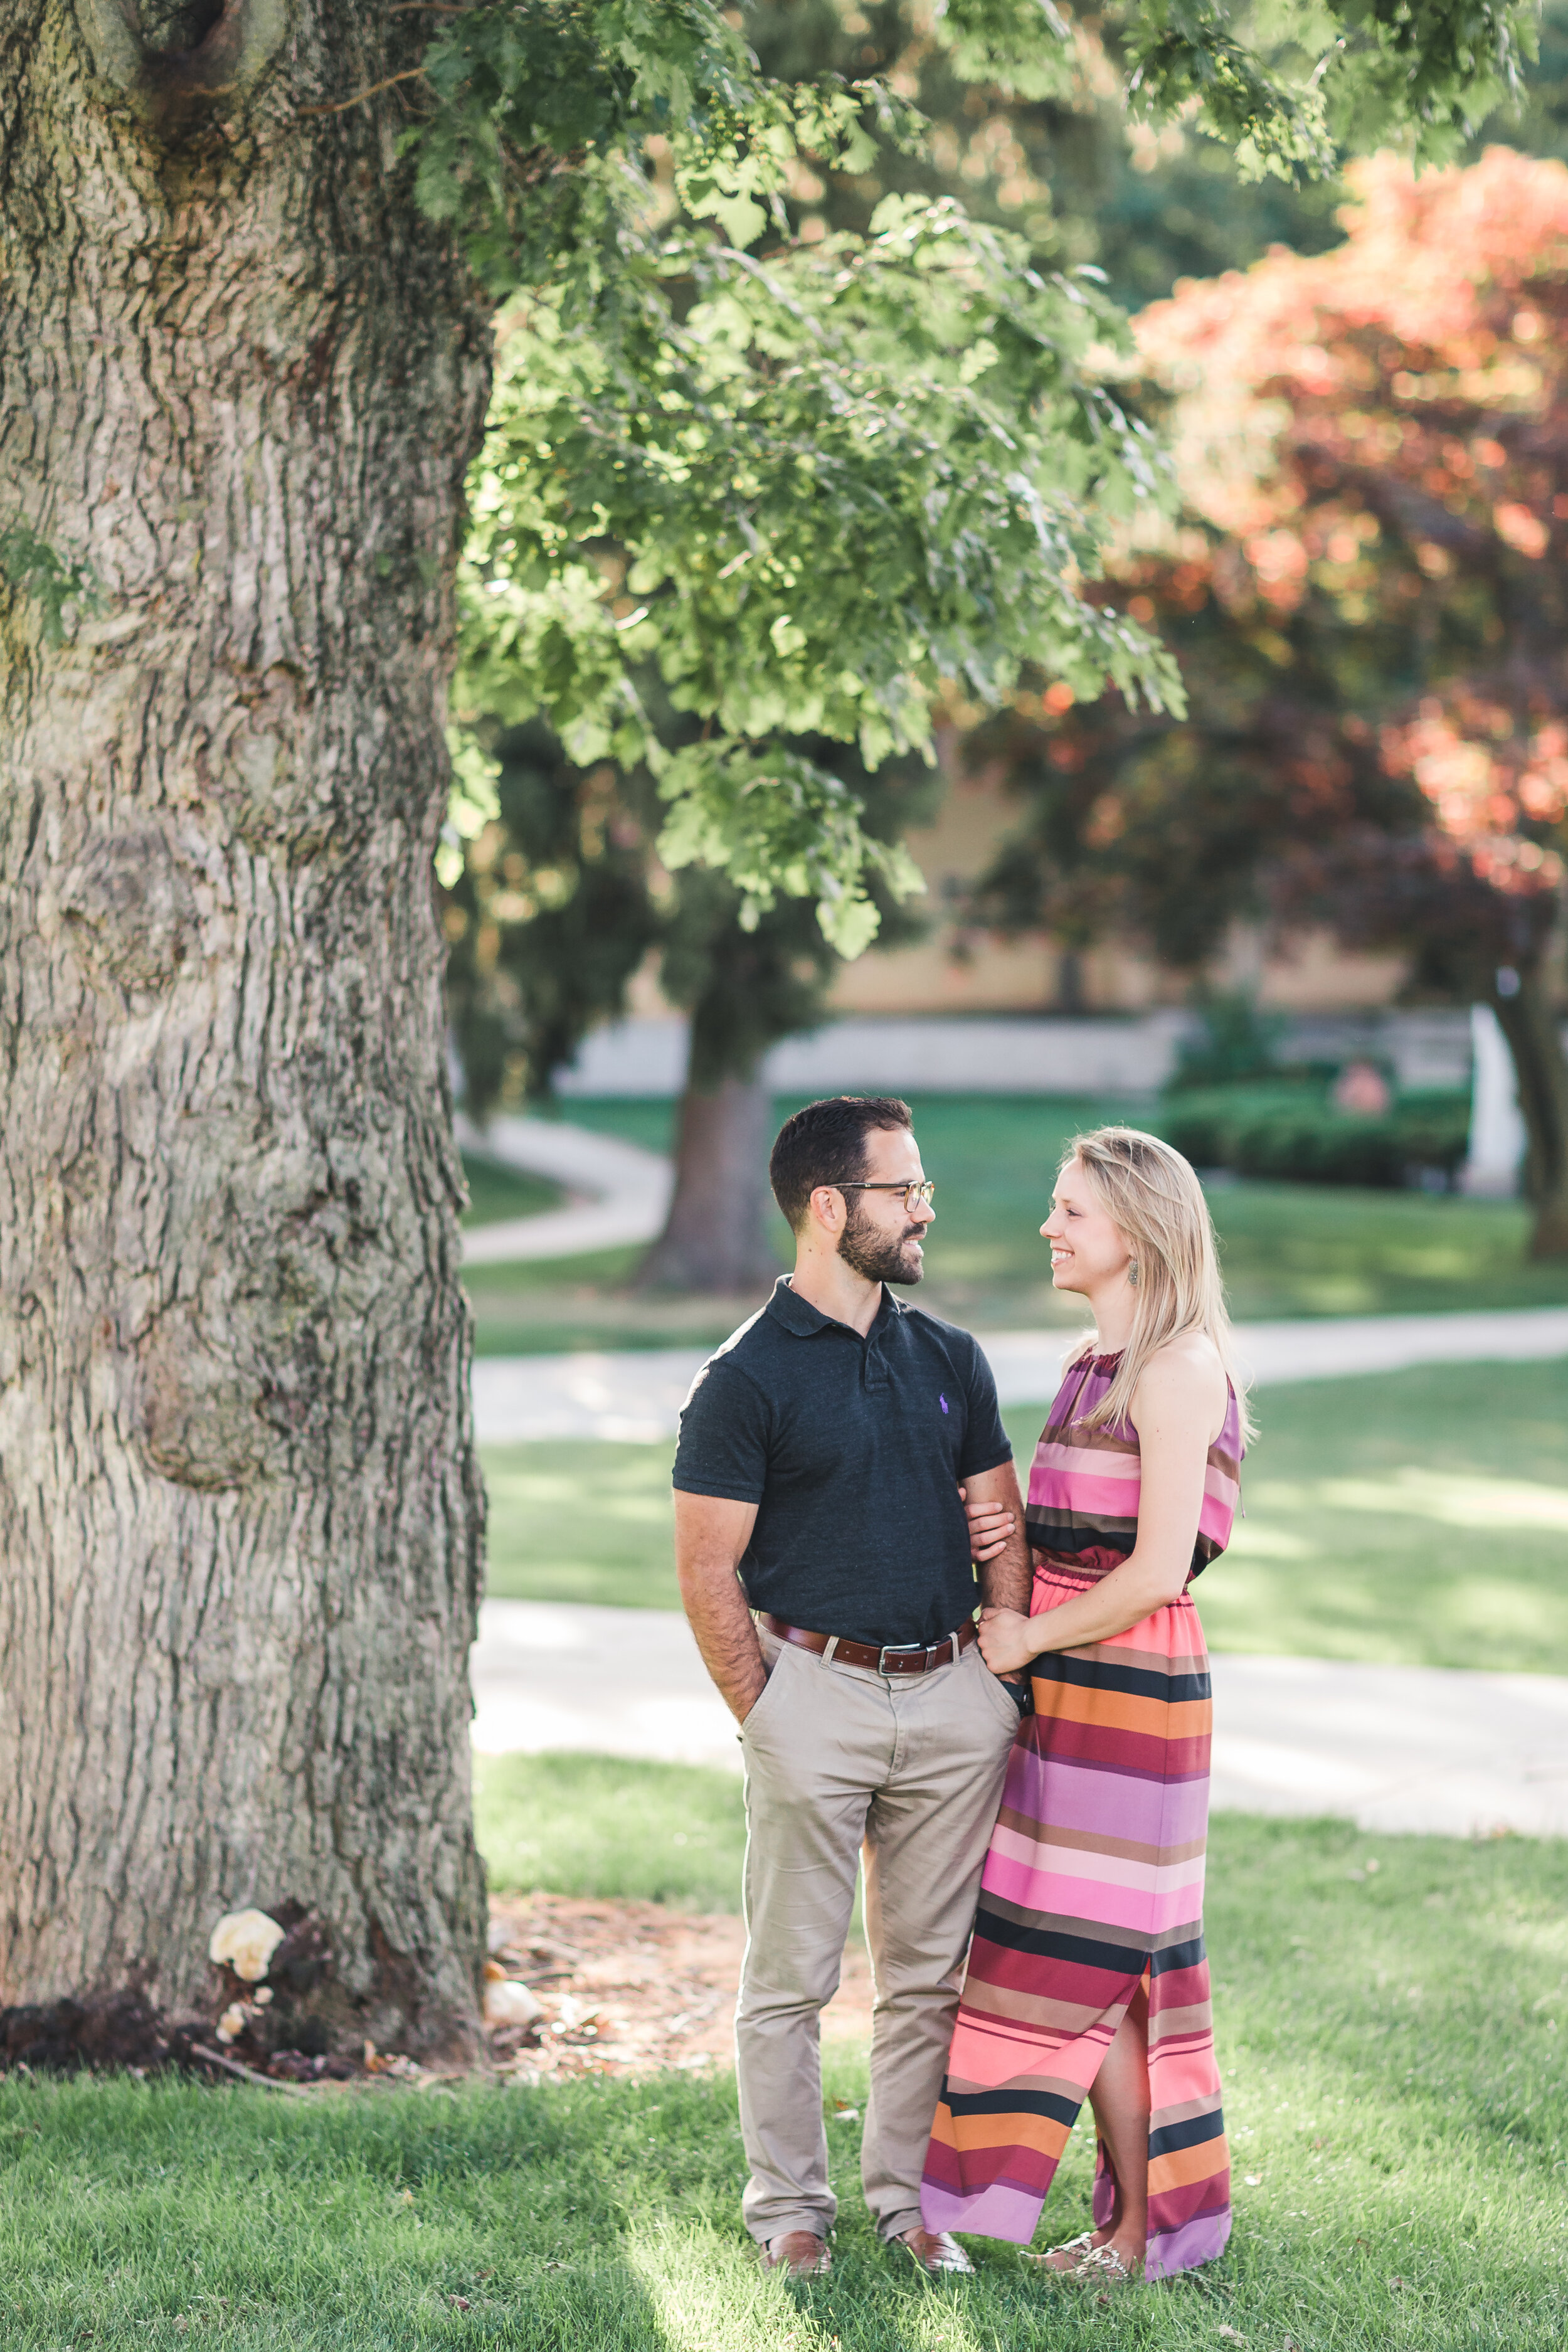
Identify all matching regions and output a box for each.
[838,1203,925,1286]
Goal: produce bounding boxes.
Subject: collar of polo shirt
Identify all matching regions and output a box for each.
[766,1273,904,1339]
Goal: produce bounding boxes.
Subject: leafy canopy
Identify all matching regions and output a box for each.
[413,0,1535,948]
[457,196,1174,950]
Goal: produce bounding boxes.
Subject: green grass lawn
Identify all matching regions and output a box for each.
[482,1357,1568,1673]
[460,1151,562,1227]
[464,1094,1568,1355]
[483,1442,682,1610]
[474,1752,747,1911]
[8,1788,1565,2348]
[1180,1357,1568,1673]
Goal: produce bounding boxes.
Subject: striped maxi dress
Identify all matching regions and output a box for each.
[922,1348,1242,2279]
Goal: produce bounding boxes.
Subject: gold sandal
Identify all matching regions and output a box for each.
[1067,2243,1135,2283]
[1022,2230,1095,2271]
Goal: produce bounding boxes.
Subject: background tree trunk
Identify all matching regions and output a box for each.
[1494,965,1568,1259]
[0,6,492,2055]
[636,1067,782,1293]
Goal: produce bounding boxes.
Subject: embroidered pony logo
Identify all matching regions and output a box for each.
[938,1393,949,1414]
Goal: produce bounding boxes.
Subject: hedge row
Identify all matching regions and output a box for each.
[1158,1086,1471,1190]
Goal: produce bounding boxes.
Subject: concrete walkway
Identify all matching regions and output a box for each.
[472,1303,1568,1442]
[457,1114,672,1266]
[471,1599,1568,1839]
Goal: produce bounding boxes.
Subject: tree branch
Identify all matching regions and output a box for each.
[297,66,430,119]
[190,2043,322,2097]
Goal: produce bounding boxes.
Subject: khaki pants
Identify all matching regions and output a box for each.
[735,1622,1019,2245]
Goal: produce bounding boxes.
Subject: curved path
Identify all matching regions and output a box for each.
[457,1113,672,1265]
[472,1304,1568,1443]
[470,1597,1568,1840]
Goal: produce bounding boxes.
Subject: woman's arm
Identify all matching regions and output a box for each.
[976,1338,1226,1675]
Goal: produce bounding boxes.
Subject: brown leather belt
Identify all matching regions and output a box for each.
[760,1611,977,1677]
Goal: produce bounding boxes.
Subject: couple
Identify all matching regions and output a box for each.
[672,1094,1249,2285]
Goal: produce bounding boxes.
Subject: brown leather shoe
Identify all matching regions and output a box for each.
[897,2225,975,2275]
[761,2231,831,2277]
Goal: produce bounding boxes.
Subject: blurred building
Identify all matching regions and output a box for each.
[819,758,1408,1020]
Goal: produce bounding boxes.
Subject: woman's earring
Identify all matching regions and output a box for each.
[1126,1259,1139,1287]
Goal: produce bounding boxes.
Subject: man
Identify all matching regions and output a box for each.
[672,1096,1030,2279]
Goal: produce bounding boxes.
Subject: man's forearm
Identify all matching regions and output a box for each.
[977,1469,1031,1616]
[678,1556,767,1722]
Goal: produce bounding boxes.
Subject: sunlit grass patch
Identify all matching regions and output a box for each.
[3,1815,1564,2346]
[482,1443,679,1609]
[1074,1356,1568,1675]
[475,1360,1568,1671]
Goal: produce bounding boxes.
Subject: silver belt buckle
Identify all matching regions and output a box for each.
[878,1641,927,1675]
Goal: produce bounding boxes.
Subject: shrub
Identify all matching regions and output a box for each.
[1158,1085,1470,1189]
[1168,991,1291,1090]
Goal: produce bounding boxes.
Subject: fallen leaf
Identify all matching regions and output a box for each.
[450,2296,471,2311]
[1218,2329,1248,2345]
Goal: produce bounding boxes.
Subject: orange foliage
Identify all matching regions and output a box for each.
[1135,149,1568,887]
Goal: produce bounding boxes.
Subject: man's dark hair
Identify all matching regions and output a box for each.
[768,1096,914,1231]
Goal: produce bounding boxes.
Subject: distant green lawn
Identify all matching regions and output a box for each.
[484,1441,682,1610]
[465,1093,1568,1354]
[474,1751,747,1910]
[1186,1357,1568,1673]
[459,1150,561,1226]
[482,1356,1568,1673]
[8,1804,1565,2348]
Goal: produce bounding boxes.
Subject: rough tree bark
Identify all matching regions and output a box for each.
[0,4,492,2056]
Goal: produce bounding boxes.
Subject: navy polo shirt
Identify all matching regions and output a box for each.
[671,1275,1012,1647]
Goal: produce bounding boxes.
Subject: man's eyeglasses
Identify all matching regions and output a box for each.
[837,1180,936,1212]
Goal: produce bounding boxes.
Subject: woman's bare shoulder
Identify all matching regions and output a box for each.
[1152,1326,1224,1373]
[1133,1330,1227,1418]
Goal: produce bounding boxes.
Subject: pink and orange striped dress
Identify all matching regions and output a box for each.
[922,1347,1242,2278]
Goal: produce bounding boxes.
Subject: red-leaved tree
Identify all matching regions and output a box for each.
[978,151,1568,1253]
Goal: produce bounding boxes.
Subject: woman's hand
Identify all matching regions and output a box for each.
[960,1484,1015,1565]
[977,1605,1040,1677]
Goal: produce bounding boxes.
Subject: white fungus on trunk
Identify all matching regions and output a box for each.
[209,1909,287,1983]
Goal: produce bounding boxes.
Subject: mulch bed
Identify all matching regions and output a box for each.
[0,1899,874,2090]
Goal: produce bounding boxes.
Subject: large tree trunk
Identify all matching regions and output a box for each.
[0,6,492,2057]
[1493,963,1568,1259]
[637,1068,782,1293]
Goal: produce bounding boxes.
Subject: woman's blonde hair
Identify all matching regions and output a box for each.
[1062,1126,1255,1441]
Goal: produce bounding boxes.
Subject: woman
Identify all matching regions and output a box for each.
[921,1126,1251,2282]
